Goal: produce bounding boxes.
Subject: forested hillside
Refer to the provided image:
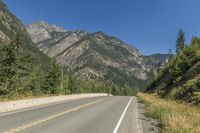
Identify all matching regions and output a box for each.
[0,0,52,98]
[0,0,171,99]
[0,1,50,68]
[0,1,136,98]
[146,30,200,105]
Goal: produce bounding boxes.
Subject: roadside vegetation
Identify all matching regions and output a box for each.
[142,30,200,133]
[138,93,200,133]
[146,29,200,105]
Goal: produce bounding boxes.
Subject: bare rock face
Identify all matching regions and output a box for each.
[0,30,10,42]
[26,21,169,89]
[26,21,66,43]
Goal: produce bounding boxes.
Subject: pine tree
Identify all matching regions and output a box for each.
[111,85,117,96]
[0,34,32,96]
[176,29,186,53]
[42,59,61,94]
[68,75,77,94]
[191,36,200,45]
[27,66,45,95]
[0,42,19,96]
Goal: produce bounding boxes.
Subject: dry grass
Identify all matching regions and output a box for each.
[138,93,200,133]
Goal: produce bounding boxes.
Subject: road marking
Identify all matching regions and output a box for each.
[0,97,103,117]
[3,97,110,133]
[113,96,133,133]
[0,98,84,117]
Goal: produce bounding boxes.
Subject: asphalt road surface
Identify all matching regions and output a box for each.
[0,96,143,133]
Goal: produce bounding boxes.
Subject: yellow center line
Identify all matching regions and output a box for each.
[3,97,110,133]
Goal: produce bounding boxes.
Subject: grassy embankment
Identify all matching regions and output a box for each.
[138,93,200,133]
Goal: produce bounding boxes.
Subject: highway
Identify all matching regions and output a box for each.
[0,96,143,133]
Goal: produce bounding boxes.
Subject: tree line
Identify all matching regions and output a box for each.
[0,35,136,99]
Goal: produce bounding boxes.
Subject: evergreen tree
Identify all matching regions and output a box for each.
[111,85,117,96]
[0,34,32,96]
[176,29,186,53]
[0,42,18,95]
[191,36,200,45]
[42,59,61,94]
[68,75,78,94]
[27,66,45,95]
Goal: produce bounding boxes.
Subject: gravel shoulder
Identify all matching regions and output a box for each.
[137,99,160,133]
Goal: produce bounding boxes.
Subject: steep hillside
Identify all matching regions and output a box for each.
[0,1,50,68]
[146,37,200,104]
[55,31,151,88]
[0,1,55,97]
[145,54,170,67]
[26,21,169,89]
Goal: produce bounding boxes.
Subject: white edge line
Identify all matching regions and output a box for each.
[113,96,133,133]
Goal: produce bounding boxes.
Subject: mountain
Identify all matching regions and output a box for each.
[0,1,50,69]
[26,21,169,89]
[145,54,170,65]
[26,21,67,44]
[145,53,171,69]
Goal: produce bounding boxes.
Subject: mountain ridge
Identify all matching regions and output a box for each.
[26,21,169,89]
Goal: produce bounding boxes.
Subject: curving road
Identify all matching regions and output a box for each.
[0,96,143,133]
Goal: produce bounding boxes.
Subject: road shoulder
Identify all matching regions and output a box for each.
[137,98,159,133]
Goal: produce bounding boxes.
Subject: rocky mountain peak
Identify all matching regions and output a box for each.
[26,21,67,43]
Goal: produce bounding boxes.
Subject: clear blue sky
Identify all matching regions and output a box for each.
[3,0,200,55]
